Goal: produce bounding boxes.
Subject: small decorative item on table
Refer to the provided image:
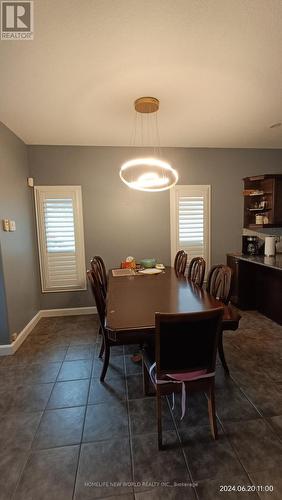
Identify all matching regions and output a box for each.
[121,256,136,269]
[139,258,156,269]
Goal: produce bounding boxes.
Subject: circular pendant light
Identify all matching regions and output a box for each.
[119,97,178,192]
[120,157,178,192]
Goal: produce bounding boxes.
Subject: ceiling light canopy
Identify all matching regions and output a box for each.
[119,97,178,192]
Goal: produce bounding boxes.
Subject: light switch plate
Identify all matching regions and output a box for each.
[9,220,16,231]
[2,219,9,231]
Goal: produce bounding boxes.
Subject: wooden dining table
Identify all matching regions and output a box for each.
[105,267,241,345]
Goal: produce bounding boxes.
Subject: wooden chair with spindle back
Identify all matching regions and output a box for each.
[174,250,188,276]
[90,256,108,358]
[187,257,206,287]
[88,265,145,381]
[206,264,233,374]
[91,256,107,297]
[142,308,224,449]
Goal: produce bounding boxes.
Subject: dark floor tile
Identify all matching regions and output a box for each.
[14,445,79,500]
[58,360,92,381]
[0,412,42,450]
[169,392,211,429]
[93,495,134,500]
[33,317,58,334]
[124,344,139,355]
[47,379,90,409]
[215,385,260,422]
[0,383,53,414]
[55,315,98,334]
[33,406,85,449]
[239,381,282,417]
[0,449,29,500]
[224,418,282,473]
[135,486,196,499]
[69,333,97,345]
[83,401,129,442]
[125,354,142,375]
[92,354,125,379]
[65,344,95,361]
[88,377,126,404]
[17,345,68,364]
[127,374,147,400]
[0,361,61,385]
[180,425,244,481]
[268,414,282,438]
[132,431,190,493]
[17,362,62,384]
[250,469,282,500]
[129,397,174,436]
[94,343,124,357]
[196,474,258,500]
[74,438,133,499]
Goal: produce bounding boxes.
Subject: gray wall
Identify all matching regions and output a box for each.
[0,242,9,343]
[0,122,40,343]
[28,145,282,310]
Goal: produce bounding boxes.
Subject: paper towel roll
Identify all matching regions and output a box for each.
[264,236,276,256]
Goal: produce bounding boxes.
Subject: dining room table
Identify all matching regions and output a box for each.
[105,266,241,346]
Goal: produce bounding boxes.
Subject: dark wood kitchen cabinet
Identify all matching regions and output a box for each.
[227,254,257,309]
[243,174,282,229]
[227,253,282,325]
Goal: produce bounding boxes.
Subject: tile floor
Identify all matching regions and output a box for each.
[0,312,282,500]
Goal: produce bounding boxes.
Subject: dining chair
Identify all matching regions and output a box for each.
[206,264,233,375]
[142,308,224,449]
[187,257,206,287]
[174,250,188,275]
[90,256,107,358]
[87,268,144,381]
[91,255,107,298]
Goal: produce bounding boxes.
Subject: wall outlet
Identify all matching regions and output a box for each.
[2,219,9,231]
[11,332,18,342]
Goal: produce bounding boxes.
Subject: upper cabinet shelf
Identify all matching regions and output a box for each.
[243,174,282,229]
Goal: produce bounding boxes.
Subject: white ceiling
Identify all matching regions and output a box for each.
[0,0,282,147]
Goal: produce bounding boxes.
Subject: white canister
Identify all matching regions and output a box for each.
[264,236,276,256]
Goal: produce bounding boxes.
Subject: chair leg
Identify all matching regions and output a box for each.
[100,336,110,382]
[98,337,104,359]
[207,381,218,440]
[156,388,163,450]
[142,360,150,396]
[218,329,230,376]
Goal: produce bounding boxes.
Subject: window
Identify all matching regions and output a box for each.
[34,186,86,292]
[170,185,211,269]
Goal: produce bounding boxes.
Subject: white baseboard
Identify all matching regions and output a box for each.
[0,306,97,356]
[40,306,97,317]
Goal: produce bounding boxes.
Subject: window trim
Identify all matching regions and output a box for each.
[34,185,86,293]
[170,184,211,269]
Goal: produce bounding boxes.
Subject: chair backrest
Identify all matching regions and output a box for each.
[174,250,188,275]
[90,256,107,297]
[87,269,106,331]
[155,309,224,378]
[206,265,232,305]
[187,257,206,287]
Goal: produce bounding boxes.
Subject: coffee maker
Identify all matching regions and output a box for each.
[242,235,259,255]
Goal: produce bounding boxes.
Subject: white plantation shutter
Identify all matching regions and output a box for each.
[35,186,86,292]
[170,185,210,269]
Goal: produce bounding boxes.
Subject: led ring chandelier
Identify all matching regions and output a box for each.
[119,97,178,192]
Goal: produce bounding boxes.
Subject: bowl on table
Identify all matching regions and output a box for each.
[140,258,156,269]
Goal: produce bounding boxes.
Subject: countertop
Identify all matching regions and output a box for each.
[227,253,282,272]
